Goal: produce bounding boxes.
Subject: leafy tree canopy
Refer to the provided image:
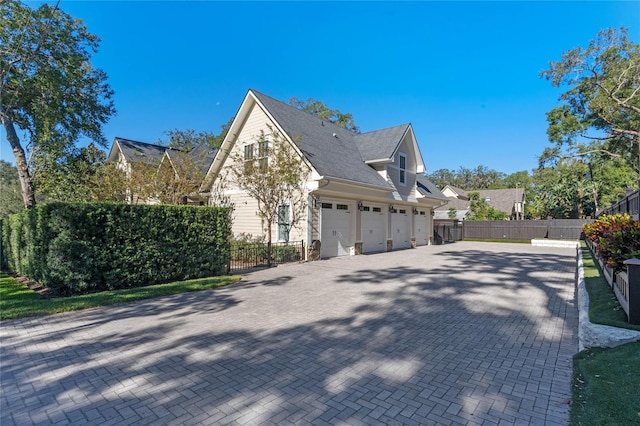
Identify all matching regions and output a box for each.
[0,160,23,217]
[541,27,640,176]
[427,165,506,190]
[0,0,115,208]
[289,97,360,133]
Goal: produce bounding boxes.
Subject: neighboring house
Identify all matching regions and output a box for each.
[201,89,448,259]
[107,137,217,205]
[434,185,525,220]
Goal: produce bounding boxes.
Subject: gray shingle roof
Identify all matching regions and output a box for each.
[252,90,392,189]
[112,137,216,176]
[436,187,525,215]
[416,175,449,201]
[353,124,410,162]
[114,137,167,164]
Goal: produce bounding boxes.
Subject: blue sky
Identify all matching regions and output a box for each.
[2,1,639,176]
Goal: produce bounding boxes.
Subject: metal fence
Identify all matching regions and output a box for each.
[228,241,305,273]
[598,188,639,220]
[433,222,463,244]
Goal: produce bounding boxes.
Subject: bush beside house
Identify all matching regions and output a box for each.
[1,203,232,295]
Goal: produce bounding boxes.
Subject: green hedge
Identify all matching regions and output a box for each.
[1,203,232,296]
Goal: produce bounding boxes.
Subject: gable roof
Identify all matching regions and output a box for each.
[251,90,392,189]
[436,187,525,215]
[109,137,217,176]
[353,124,410,163]
[109,137,168,164]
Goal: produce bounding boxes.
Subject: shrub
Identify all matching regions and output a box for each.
[583,214,640,272]
[1,203,232,295]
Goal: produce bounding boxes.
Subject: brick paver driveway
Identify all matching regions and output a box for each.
[1,242,578,425]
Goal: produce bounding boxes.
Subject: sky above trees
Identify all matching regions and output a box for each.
[1,1,638,175]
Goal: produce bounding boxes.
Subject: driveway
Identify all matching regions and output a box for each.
[1,242,578,425]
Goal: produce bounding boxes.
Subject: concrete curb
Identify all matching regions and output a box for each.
[531,239,580,248]
[576,246,640,352]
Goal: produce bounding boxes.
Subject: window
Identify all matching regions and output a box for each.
[399,209,407,214]
[336,204,349,210]
[322,203,333,209]
[362,206,370,212]
[243,141,268,171]
[399,153,407,185]
[243,144,254,171]
[278,204,290,242]
[372,207,382,213]
[258,140,269,171]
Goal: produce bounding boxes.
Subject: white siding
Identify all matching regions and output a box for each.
[217,102,311,243]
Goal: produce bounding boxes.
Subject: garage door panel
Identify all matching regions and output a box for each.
[321,202,352,258]
[392,209,411,250]
[415,210,430,246]
[362,205,385,253]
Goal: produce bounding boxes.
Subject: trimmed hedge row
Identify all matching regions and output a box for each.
[1,203,232,296]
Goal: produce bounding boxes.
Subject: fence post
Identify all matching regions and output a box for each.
[624,258,640,325]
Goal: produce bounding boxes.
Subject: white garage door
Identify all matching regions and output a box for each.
[391,208,411,250]
[414,210,430,246]
[321,202,352,258]
[361,205,385,253]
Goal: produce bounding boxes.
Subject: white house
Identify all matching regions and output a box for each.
[201,89,447,259]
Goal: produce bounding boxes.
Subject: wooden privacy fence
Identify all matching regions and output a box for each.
[598,187,639,220]
[462,219,593,241]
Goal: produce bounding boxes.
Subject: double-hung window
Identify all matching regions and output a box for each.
[243,144,255,171]
[258,140,269,171]
[399,153,407,185]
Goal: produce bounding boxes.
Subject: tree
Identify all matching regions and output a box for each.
[426,165,505,190]
[1,0,115,208]
[289,97,360,133]
[530,161,596,219]
[153,151,207,205]
[0,160,23,218]
[467,192,508,220]
[34,143,106,202]
[228,127,310,265]
[160,129,219,151]
[541,27,640,180]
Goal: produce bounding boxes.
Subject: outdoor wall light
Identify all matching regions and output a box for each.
[357,201,364,211]
[389,205,395,213]
[413,207,419,215]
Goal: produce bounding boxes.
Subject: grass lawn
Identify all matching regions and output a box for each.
[570,243,640,425]
[581,244,640,332]
[571,341,640,425]
[0,272,240,320]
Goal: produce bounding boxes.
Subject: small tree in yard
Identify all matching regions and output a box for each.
[228,127,310,266]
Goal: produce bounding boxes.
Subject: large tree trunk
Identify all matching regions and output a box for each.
[2,116,36,208]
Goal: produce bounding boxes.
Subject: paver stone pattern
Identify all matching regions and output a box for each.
[1,242,578,425]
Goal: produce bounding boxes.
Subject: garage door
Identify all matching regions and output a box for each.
[361,205,385,253]
[321,202,352,258]
[414,210,430,246]
[391,208,411,250]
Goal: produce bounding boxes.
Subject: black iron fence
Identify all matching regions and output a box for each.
[434,222,463,244]
[228,241,305,273]
[598,188,639,220]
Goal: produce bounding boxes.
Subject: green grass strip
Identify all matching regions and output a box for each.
[581,243,640,332]
[571,341,640,425]
[0,272,240,320]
